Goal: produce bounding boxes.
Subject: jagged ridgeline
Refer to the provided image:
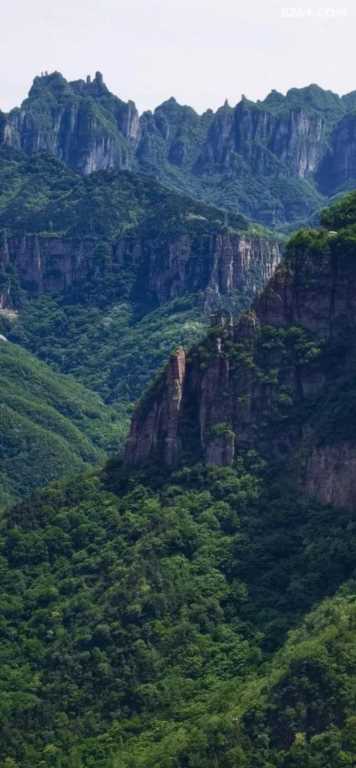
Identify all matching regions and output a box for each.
[0,193,356,768]
[3,71,356,226]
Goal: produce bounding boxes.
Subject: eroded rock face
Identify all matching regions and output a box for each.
[3,75,356,225]
[2,72,139,175]
[304,443,356,509]
[317,114,356,194]
[205,431,235,466]
[125,230,356,509]
[0,235,102,303]
[0,232,282,310]
[198,101,326,178]
[125,349,186,467]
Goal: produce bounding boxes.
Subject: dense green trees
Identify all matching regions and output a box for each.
[0,342,122,504]
[2,127,356,768]
[0,459,355,766]
[0,148,248,239]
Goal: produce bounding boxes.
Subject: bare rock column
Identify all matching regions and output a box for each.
[165,348,186,466]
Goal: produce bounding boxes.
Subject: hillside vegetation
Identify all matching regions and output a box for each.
[0,142,280,502]
[0,341,121,505]
[0,147,248,238]
[0,459,355,767]
[1,193,356,766]
[0,145,279,470]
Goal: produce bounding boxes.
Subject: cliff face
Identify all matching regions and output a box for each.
[0,232,282,311]
[2,72,139,175]
[125,348,187,467]
[196,100,326,178]
[317,114,356,194]
[2,75,356,226]
[125,196,356,510]
[304,443,356,509]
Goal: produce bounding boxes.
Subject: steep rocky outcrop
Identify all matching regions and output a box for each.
[0,231,282,310]
[125,193,356,509]
[196,97,327,178]
[1,72,139,175]
[3,75,356,225]
[125,348,186,467]
[304,443,356,508]
[317,113,356,194]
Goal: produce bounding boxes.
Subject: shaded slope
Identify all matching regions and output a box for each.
[0,340,120,504]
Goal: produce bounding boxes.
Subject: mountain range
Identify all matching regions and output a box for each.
[3,71,356,226]
[1,190,356,768]
[0,146,282,502]
[1,72,356,768]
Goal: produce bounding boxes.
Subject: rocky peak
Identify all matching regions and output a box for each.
[4,75,356,226]
[125,347,187,467]
[28,71,71,99]
[93,70,105,87]
[84,71,109,97]
[1,70,141,174]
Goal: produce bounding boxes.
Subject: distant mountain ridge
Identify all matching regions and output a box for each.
[1,76,356,768]
[2,72,356,225]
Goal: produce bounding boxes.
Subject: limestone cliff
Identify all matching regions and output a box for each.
[125,193,356,510]
[196,97,326,178]
[2,72,139,175]
[125,348,186,467]
[3,75,356,226]
[317,113,356,194]
[0,231,282,311]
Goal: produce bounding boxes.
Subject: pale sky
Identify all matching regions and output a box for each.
[1,0,355,114]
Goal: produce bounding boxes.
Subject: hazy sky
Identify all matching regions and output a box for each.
[1,0,355,114]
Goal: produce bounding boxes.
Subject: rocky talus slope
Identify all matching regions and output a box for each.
[125,192,356,510]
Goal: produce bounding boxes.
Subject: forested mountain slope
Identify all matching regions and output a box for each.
[0,146,282,500]
[0,148,282,433]
[0,340,120,505]
[1,194,356,767]
[1,423,355,767]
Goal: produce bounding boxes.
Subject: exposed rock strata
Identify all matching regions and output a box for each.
[3,74,356,224]
[125,231,356,510]
[125,348,186,467]
[0,232,282,310]
[305,443,356,509]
